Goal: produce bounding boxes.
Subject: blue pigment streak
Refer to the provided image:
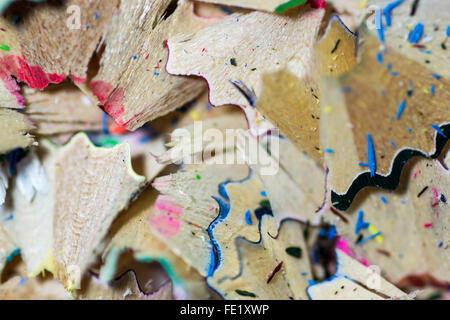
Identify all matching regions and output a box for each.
[377,52,383,64]
[207,196,230,276]
[244,210,252,225]
[431,124,447,138]
[383,0,404,27]
[409,23,424,43]
[396,100,406,119]
[218,180,231,200]
[328,226,337,239]
[102,112,108,134]
[219,6,233,15]
[341,86,353,93]
[432,73,441,80]
[355,210,370,234]
[206,172,253,277]
[390,140,397,148]
[357,232,382,245]
[367,134,376,177]
[375,9,385,43]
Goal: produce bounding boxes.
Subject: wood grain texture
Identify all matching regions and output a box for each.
[321,30,449,204]
[370,0,450,78]
[167,5,325,135]
[105,186,216,300]
[0,134,146,289]
[257,15,357,163]
[323,154,449,285]
[209,217,312,300]
[237,132,327,225]
[22,83,103,135]
[52,133,146,289]
[151,160,249,277]
[308,250,407,299]
[9,0,117,79]
[0,109,34,154]
[92,0,216,130]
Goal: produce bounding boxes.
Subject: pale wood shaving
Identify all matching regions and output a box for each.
[167,5,325,135]
[92,0,218,130]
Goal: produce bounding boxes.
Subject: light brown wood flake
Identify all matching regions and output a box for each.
[105,186,215,300]
[22,83,103,135]
[323,154,450,284]
[52,133,146,289]
[0,108,35,154]
[368,0,450,78]
[1,134,146,288]
[210,217,312,300]
[320,32,450,197]
[92,0,217,130]
[236,131,327,225]
[308,250,407,300]
[150,160,249,277]
[167,5,325,135]
[257,15,357,163]
[10,0,118,79]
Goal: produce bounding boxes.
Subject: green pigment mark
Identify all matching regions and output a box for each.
[97,136,120,147]
[274,0,307,13]
[235,289,257,297]
[0,44,10,51]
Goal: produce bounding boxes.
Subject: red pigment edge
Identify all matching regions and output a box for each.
[91,80,127,126]
[0,55,66,91]
[308,0,326,9]
[70,74,87,84]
